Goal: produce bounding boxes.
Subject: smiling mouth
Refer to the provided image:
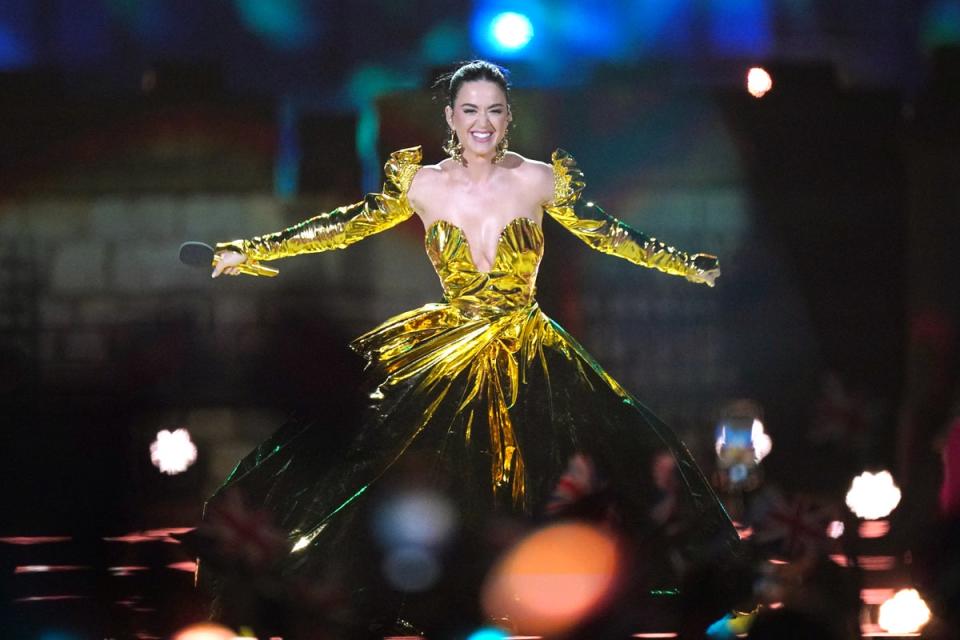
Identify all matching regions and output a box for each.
[470,131,493,142]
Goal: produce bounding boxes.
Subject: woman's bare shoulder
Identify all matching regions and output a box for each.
[407,160,451,211]
[507,153,555,202]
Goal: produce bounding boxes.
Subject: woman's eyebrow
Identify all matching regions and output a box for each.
[460,102,506,109]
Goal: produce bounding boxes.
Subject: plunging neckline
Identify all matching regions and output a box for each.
[425,216,542,275]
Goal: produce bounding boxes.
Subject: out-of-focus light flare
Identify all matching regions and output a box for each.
[862,588,897,605]
[747,67,773,98]
[0,536,71,545]
[846,470,901,519]
[491,12,534,50]
[830,553,849,567]
[37,631,82,640]
[859,520,890,538]
[714,418,771,464]
[878,589,931,634]
[382,546,441,592]
[150,428,198,475]
[233,0,319,50]
[751,418,772,461]
[859,555,897,571]
[171,623,236,640]
[482,522,621,636]
[466,628,509,640]
[826,520,845,539]
[15,565,88,574]
[15,596,85,604]
[374,489,457,549]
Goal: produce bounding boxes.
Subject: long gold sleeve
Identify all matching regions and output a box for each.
[545,150,719,286]
[216,147,422,274]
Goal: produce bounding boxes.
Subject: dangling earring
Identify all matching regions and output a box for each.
[443,128,465,166]
[493,133,509,163]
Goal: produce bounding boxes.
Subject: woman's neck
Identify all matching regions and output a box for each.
[461,152,497,182]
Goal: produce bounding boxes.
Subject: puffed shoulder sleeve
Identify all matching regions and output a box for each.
[215,146,421,275]
[543,149,719,286]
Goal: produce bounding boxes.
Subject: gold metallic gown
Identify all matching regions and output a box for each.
[206,147,741,630]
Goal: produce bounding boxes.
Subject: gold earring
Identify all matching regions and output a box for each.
[443,128,465,166]
[494,133,509,163]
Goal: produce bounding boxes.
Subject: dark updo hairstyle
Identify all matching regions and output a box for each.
[434,59,511,107]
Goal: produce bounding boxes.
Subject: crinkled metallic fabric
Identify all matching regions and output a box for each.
[203,147,741,629]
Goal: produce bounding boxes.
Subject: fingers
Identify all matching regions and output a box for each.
[212,264,242,278]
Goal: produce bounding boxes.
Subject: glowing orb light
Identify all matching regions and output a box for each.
[751,418,772,461]
[171,622,235,640]
[845,470,901,519]
[374,489,457,549]
[482,522,621,636]
[150,428,198,475]
[878,588,931,634]
[747,67,773,98]
[826,520,845,539]
[491,12,534,50]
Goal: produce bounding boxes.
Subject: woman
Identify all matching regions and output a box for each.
[206,60,740,635]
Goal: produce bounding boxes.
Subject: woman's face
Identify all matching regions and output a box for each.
[445,80,511,160]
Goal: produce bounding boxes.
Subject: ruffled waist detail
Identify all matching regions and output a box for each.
[349,300,550,505]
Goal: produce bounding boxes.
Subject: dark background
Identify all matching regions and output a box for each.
[1,1,959,636]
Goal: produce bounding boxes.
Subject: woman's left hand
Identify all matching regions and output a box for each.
[699,268,720,287]
[687,268,720,287]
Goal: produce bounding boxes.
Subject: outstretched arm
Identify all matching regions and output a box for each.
[545,150,719,286]
[213,147,421,277]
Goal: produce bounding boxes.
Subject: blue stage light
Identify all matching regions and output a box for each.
[490,11,534,50]
[466,628,508,640]
[233,0,320,50]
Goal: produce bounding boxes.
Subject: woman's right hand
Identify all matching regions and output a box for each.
[212,250,247,278]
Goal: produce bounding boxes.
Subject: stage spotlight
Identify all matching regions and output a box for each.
[747,67,772,98]
[490,11,534,51]
[150,428,198,475]
[845,470,901,519]
[878,589,931,634]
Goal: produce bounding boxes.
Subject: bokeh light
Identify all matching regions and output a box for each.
[826,520,844,539]
[149,428,198,475]
[382,546,441,592]
[845,470,901,519]
[233,0,321,51]
[473,4,540,59]
[858,519,890,538]
[921,0,960,50]
[373,488,457,592]
[466,626,509,640]
[747,67,773,98]
[877,588,931,634]
[171,623,236,640]
[373,488,457,549]
[482,522,621,636]
[491,12,534,50]
[751,418,772,461]
[37,632,81,640]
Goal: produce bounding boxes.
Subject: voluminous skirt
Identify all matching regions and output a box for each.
[201,300,743,634]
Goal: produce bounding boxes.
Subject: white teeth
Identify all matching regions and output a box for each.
[471,132,492,140]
